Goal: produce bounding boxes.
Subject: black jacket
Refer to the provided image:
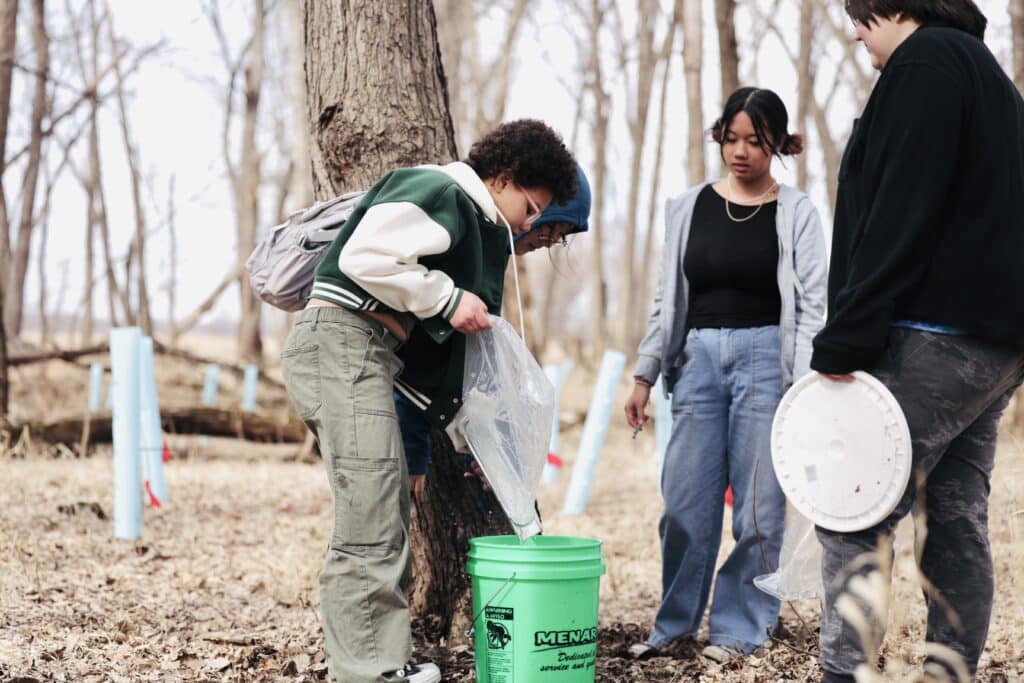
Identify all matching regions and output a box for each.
[811,26,1024,374]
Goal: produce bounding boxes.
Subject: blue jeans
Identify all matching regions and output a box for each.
[648,326,786,653]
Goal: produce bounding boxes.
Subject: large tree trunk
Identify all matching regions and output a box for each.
[0,0,17,283]
[4,0,47,337]
[682,0,706,185]
[1013,0,1024,93]
[235,0,264,365]
[714,0,739,101]
[302,0,508,642]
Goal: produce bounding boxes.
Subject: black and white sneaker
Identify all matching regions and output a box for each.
[382,662,441,683]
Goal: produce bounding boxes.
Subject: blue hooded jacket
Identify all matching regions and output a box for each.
[531,164,591,233]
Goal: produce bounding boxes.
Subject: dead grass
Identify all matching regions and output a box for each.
[1,359,1022,681]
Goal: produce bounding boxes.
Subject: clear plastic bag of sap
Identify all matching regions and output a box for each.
[452,315,554,541]
[754,507,824,600]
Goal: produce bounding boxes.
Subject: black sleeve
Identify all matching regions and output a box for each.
[811,64,964,374]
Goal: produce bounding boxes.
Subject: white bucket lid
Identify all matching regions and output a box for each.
[771,371,912,532]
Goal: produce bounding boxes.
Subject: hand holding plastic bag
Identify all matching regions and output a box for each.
[453,316,554,541]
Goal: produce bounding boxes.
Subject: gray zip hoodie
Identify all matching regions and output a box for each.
[634,182,828,391]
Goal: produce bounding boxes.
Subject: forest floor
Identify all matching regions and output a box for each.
[1,341,1023,682]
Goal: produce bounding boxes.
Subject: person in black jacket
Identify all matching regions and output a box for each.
[811,2,1024,682]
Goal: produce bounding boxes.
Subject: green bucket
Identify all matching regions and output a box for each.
[467,535,606,683]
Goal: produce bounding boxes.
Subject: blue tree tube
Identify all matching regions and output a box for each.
[541,360,574,487]
[110,327,142,540]
[202,364,220,407]
[562,350,626,516]
[88,362,104,413]
[138,337,169,506]
[242,364,258,412]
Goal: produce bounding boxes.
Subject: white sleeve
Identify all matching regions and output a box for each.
[338,201,463,319]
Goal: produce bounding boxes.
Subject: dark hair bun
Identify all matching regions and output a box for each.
[781,133,804,156]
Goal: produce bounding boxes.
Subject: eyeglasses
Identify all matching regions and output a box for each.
[533,224,570,248]
[516,184,544,226]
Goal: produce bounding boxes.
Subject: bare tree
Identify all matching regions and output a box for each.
[634,13,679,342]
[106,7,151,336]
[302,0,510,642]
[614,0,677,351]
[1013,0,1024,92]
[284,0,312,208]
[795,0,814,190]
[0,278,6,416]
[209,0,266,364]
[166,176,176,338]
[582,0,611,358]
[4,0,48,337]
[0,0,18,284]
[715,0,739,100]
[682,0,706,185]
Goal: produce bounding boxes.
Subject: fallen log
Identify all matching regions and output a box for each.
[7,343,109,366]
[1,406,307,445]
[7,340,285,390]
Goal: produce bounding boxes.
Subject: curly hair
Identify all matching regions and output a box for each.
[710,87,803,158]
[464,119,578,203]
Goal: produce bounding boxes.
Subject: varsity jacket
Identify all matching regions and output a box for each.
[311,161,511,428]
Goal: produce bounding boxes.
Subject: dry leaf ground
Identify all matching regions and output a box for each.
[1,352,1023,682]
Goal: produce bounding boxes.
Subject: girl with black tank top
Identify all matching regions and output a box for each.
[625,88,828,665]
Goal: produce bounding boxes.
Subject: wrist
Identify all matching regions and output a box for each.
[633,376,653,388]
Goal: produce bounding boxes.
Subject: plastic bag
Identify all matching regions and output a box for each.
[754,506,824,600]
[454,316,554,541]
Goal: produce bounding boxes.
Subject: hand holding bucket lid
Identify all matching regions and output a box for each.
[770,371,912,532]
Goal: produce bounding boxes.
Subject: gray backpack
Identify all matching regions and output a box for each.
[246,190,367,311]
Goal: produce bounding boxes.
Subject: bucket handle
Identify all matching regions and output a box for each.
[465,572,517,639]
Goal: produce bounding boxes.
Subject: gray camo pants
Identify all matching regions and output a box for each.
[817,328,1024,680]
[281,306,411,683]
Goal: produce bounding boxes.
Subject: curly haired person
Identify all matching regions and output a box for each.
[280,120,577,683]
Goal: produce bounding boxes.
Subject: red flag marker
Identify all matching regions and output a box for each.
[144,481,162,508]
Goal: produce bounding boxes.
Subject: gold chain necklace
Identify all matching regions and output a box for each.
[725,173,778,223]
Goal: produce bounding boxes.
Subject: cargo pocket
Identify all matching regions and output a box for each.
[281,344,321,419]
[330,410,403,552]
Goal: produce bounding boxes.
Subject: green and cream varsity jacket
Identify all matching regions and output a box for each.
[311,161,511,429]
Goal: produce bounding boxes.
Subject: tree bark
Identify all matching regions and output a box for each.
[585,0,610,359]
[614,0,659,351]
[167,176,177,338]
[4,0,47,337]
[235,0,265,365]
[714,0,739,102]
[304,0,457,193]
[0,275,7,417]
[1013,0,1024,93]
[795,0,814,190]
[682,0,705,185]
[635,20,677,345]
[284,0,313,208]
[0,0,18,282]
[302,0,509,641]
[107,11,152,336]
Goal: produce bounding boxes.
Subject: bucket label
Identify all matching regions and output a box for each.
[485,606,514,683]
[532,628,598,675]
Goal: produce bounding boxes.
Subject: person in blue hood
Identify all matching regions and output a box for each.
[395,163,591,497]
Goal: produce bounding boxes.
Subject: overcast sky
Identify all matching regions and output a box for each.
[20,0,1014,336]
